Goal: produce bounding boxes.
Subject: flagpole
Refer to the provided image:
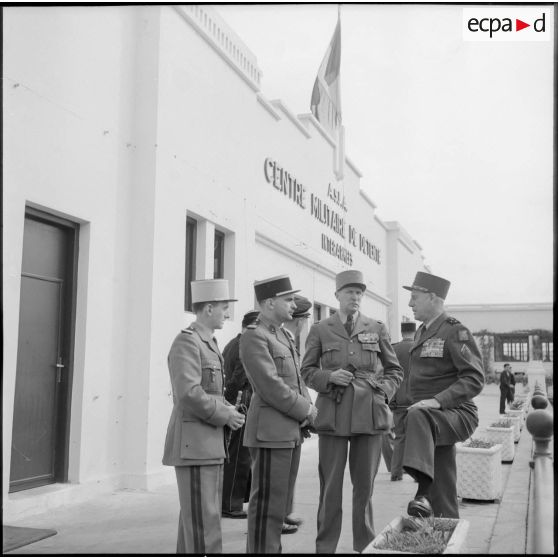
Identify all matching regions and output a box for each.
[336,4,345,181]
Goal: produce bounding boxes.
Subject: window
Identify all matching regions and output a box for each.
[313,304,322,323]
[495,335,529,362]
[185,217,197,311]
[542,341,553,362]
[214,230,225,279]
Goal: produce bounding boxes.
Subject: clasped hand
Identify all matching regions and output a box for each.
[226,409,246,430]
[329,368,354,386]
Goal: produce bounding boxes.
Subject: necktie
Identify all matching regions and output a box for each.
[345,314,353,337]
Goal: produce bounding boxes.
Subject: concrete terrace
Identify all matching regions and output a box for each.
[5,383,542,555]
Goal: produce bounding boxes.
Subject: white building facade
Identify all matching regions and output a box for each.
[3,5,428,517]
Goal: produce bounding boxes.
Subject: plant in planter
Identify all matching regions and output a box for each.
[456,439,502,501]
[363,516,469,554]
[485,419,515,462]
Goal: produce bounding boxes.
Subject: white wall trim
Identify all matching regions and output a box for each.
[270,100,311,139]
[174,5,261,92]
[298,113,336,147]
[255,231,392,307]
[256,93,281,120]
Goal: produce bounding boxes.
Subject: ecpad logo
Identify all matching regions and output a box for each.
[463,8,552,41]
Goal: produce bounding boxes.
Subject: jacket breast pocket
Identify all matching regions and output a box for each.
[361,342,380,368]
[321,342,341,369]
[180,420,225,460]
[201,359,222,393]
[271,349,292,376]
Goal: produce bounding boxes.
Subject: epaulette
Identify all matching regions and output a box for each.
[446,317,461,326]
[246,319,259,330]
[377,320,383,324]
[181,327,194,335]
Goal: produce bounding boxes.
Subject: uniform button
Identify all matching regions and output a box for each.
[349,351,354,355]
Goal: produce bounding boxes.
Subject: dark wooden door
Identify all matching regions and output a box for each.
[10,213,76,492]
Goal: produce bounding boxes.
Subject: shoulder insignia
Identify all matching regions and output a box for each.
[181,327,194,335]
[458,329,469,341]
[246,324,257,329]
[446,317,461,326]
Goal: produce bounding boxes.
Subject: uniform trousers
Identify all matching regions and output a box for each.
[390,407,408,477]
[175,464,223,554]
[247,445,301,554]
[222,424,251,512]
[499,388,514,414]
[316,434,382,554]
[403,406,476,518]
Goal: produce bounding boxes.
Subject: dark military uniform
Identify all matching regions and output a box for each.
[389,337,414,477]
[221,333,252,514]
[240,316,313,554]
[301,312,403,553]
[499,368,515,414]
[403,313,485,517]
[163,323,233,554]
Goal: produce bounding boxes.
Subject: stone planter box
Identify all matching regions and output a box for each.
[362,516,469,554]
[485,426,515,462]
[506,408,525,428]
[501,414,521,442]
[456,442,503,500]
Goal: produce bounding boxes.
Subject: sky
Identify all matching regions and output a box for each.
[217,3,554,305]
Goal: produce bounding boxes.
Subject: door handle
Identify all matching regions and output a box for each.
[56,357,64,382]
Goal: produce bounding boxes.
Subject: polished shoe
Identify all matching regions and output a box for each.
[281,523,298,535]
[284,514,303,526]
[222,509,247,519]
[407,496,433,518]
[390,474,403,481]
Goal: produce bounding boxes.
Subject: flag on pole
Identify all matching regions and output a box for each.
[310,17,341,135]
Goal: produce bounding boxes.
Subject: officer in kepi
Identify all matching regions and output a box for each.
[402,271,485,519]
[240,275,317,554]
[301,269,403,554]
[163,279,245,554]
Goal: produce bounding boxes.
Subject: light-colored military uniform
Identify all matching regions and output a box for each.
[301,312,403,553]
[240,316,312,554]
[403,313,485,517]
[163,322,233,554]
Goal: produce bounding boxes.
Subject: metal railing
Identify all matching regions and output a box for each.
[525,383,554,555]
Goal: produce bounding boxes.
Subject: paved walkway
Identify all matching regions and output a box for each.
[5,383,535,554]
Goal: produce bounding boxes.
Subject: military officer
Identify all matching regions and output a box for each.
[163,279,245,554]
[221,310,260,519]
[240,275,317,554]
[402,271,485,519]
[389,321,417,481]
[301,270,403,554]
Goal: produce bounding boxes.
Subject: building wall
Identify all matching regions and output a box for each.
[445,303,553,333]
[3,5,428,513]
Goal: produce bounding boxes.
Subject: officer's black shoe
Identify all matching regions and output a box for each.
[281,523,298,535]
[407,496,433,518]
[222,509,247,519]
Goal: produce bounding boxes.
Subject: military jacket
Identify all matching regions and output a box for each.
[240,317,312,449]
[391,339,414,408]
[301,312,403,436]
[163,322,233,467]
[409,313,485,415]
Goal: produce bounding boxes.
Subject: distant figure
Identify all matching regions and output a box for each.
[499,363,516,414]
[389,321,417,481]
[401,272,484,519]
[221,310,260,519]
